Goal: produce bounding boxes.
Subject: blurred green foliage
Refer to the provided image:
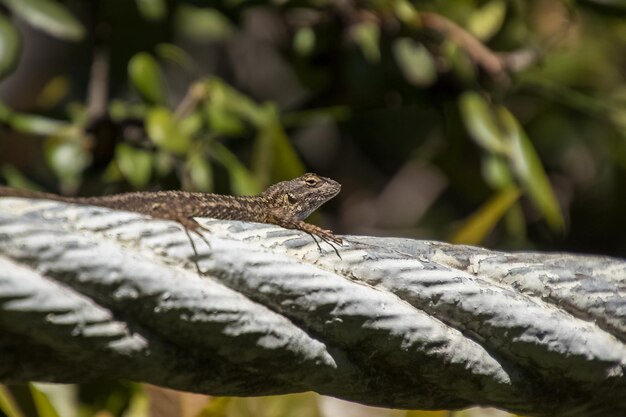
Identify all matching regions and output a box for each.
[0,384,499,417]
[0,0,623,256]
[1,0,625,254]
[0,0,626,415]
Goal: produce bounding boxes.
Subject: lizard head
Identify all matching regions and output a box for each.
[261,173,341,220]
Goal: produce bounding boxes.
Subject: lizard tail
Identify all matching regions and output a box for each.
[0,186,76,203]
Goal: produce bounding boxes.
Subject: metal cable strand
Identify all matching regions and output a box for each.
[0,198,624,417]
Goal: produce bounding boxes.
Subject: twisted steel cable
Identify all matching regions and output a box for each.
[0,198,624,416]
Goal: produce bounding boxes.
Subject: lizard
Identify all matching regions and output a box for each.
[0,173,343,249]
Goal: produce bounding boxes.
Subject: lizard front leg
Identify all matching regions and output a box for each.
[267,214,342,245]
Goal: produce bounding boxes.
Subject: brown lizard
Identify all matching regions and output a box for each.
[0,173,342,246]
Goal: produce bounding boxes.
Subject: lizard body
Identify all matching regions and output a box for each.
[0,173,342,244]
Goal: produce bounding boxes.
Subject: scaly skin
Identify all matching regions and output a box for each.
[0,173,342,244]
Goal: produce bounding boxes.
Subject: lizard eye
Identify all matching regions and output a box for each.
[287,193,297,204]
[304,178,318,187]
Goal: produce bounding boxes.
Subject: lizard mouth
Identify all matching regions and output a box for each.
[328,183,341,196]
[321,176,341,197]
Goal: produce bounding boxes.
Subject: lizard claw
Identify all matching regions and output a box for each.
[308,228,343,259]
[318,228,342,245]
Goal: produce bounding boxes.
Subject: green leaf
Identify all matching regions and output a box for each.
[211,142,260,195]
[1,0,84,41]
[122,384,149,417]
[482,154,513,190]
[153,150,173,178]
[498,107,565,231]
[452,186,521,245]
[0,386,25,417]
[393,0,418,23]
[196,397,231,417]
[179,112,203,138]
[352,22,381,63]
[186,149,213,192]
[10,113,72,135]
[109,99,147,122]
[102,159,124,183]
[206,79,264,126]
[459,91,507,154]
[0,99,13,121]
[146,107,191,155]
[128,52,167,105]
[45,138,91,187]
[442,40,476,84]
[252,104,305,185]
[293,27,315,57]
[504,201,526,239]
[1,165,43,190]
[135,0,166,22]
[393,38,437,87]
[155,43,198,73]
[29,384,60,417]
[175,5,233,42]
[467,0,507,41]
[0,14,20,80]
[205,100,246,136]
[115,144,152,188]
[37,75,70,108]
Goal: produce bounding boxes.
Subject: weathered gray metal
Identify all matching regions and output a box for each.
[0,198,624,416]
